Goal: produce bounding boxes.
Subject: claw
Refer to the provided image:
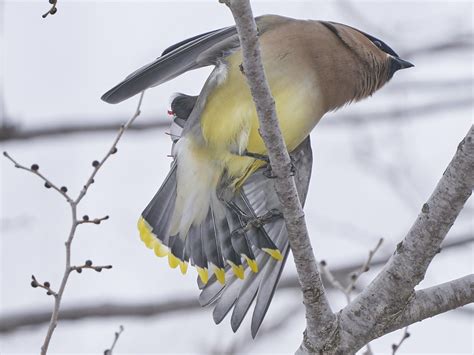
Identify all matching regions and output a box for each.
[243,150,270,163]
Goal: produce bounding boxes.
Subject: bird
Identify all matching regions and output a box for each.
[101,14,413,337]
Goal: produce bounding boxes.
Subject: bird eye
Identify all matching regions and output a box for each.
[373,40,383,48]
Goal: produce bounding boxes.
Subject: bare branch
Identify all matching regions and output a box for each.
[383,275,474,335]
[391,327,410,354]
[30,276,58,298]
[75,91,144,206]
[338,125,474,352]
[3,92,145,354]
[104,325,124,355]
[320,238,384,304]
[2,152,73,203]
[42,0,58,18]
[0,119,168,142]
[222,1,336,351]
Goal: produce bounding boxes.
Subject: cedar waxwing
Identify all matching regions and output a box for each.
[101,15,413,336]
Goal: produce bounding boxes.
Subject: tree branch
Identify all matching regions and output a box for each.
[104,325,124,355]
[222,0,336,350]
[338,125,474,352]
[3,92,144,354]
[384,274,474,335]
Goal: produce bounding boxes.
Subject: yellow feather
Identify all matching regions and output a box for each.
[200,49,323,187]
[196,267,209,284]
[227,260,245,280]
[244,256,259,273]
[262,248,284,261]
[168,253,180,269]
[179,261,188,275]
[137,217,156,249]
[213,266,226,285]
[153,241,168,258]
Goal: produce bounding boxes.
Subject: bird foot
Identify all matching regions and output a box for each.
[231,209,283,237]
[243,150,296,179]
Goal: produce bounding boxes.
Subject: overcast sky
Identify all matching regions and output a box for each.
[1,1,473,354]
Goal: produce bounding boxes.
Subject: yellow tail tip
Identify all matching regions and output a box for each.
[196,267,209,284]
[244,256,259,273]
[153,242,168,258]
[179,261,188,275]
[168,253,180,269]
[213,266,226,284]
[227,261,245,280]
[262,248,284,261]
[137,217,156,249]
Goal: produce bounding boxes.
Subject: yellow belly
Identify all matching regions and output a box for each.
[200,49,323,184]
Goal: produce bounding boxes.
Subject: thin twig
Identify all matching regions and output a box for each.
[391,327,410,354]
[104,325,124,355]
[345,238,384,300]
[320,238,384,304]
[42,0,58,18]
[75,91,144,206]
[30,275,58,298]
[3,91,144,354]
[320,238,383,353]
[2,152,73,203]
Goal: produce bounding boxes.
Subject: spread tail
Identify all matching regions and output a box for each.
[198,137,313,337]
[137,93,313,337]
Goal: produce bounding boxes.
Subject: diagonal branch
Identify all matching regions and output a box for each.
[221,0,336,351]
[338,125,474,352]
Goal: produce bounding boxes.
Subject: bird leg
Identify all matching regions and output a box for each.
[243,150,269,163]
[243,150,296,178]
[244,209,283,229]
[231,208,283,236]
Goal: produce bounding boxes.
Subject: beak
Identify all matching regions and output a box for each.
[389,56,414,78]
[392,56,414,70]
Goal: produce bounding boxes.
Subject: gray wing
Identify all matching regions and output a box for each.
[101,26,239,104]
[101,15,294,104]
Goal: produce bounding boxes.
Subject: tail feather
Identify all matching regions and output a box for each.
[189,224,206,268]
[212,275,242,324]
[251,246,289,337]
[229,253,267,332]
[141,163,177,244]
[201,210,226,283]
[198,274,226,305]
[226,208,255,276]
[211,205,242,268]
[213,250,267,325]
[137,94,313,337]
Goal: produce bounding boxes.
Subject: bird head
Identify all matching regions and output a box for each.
[318,21,414,109]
